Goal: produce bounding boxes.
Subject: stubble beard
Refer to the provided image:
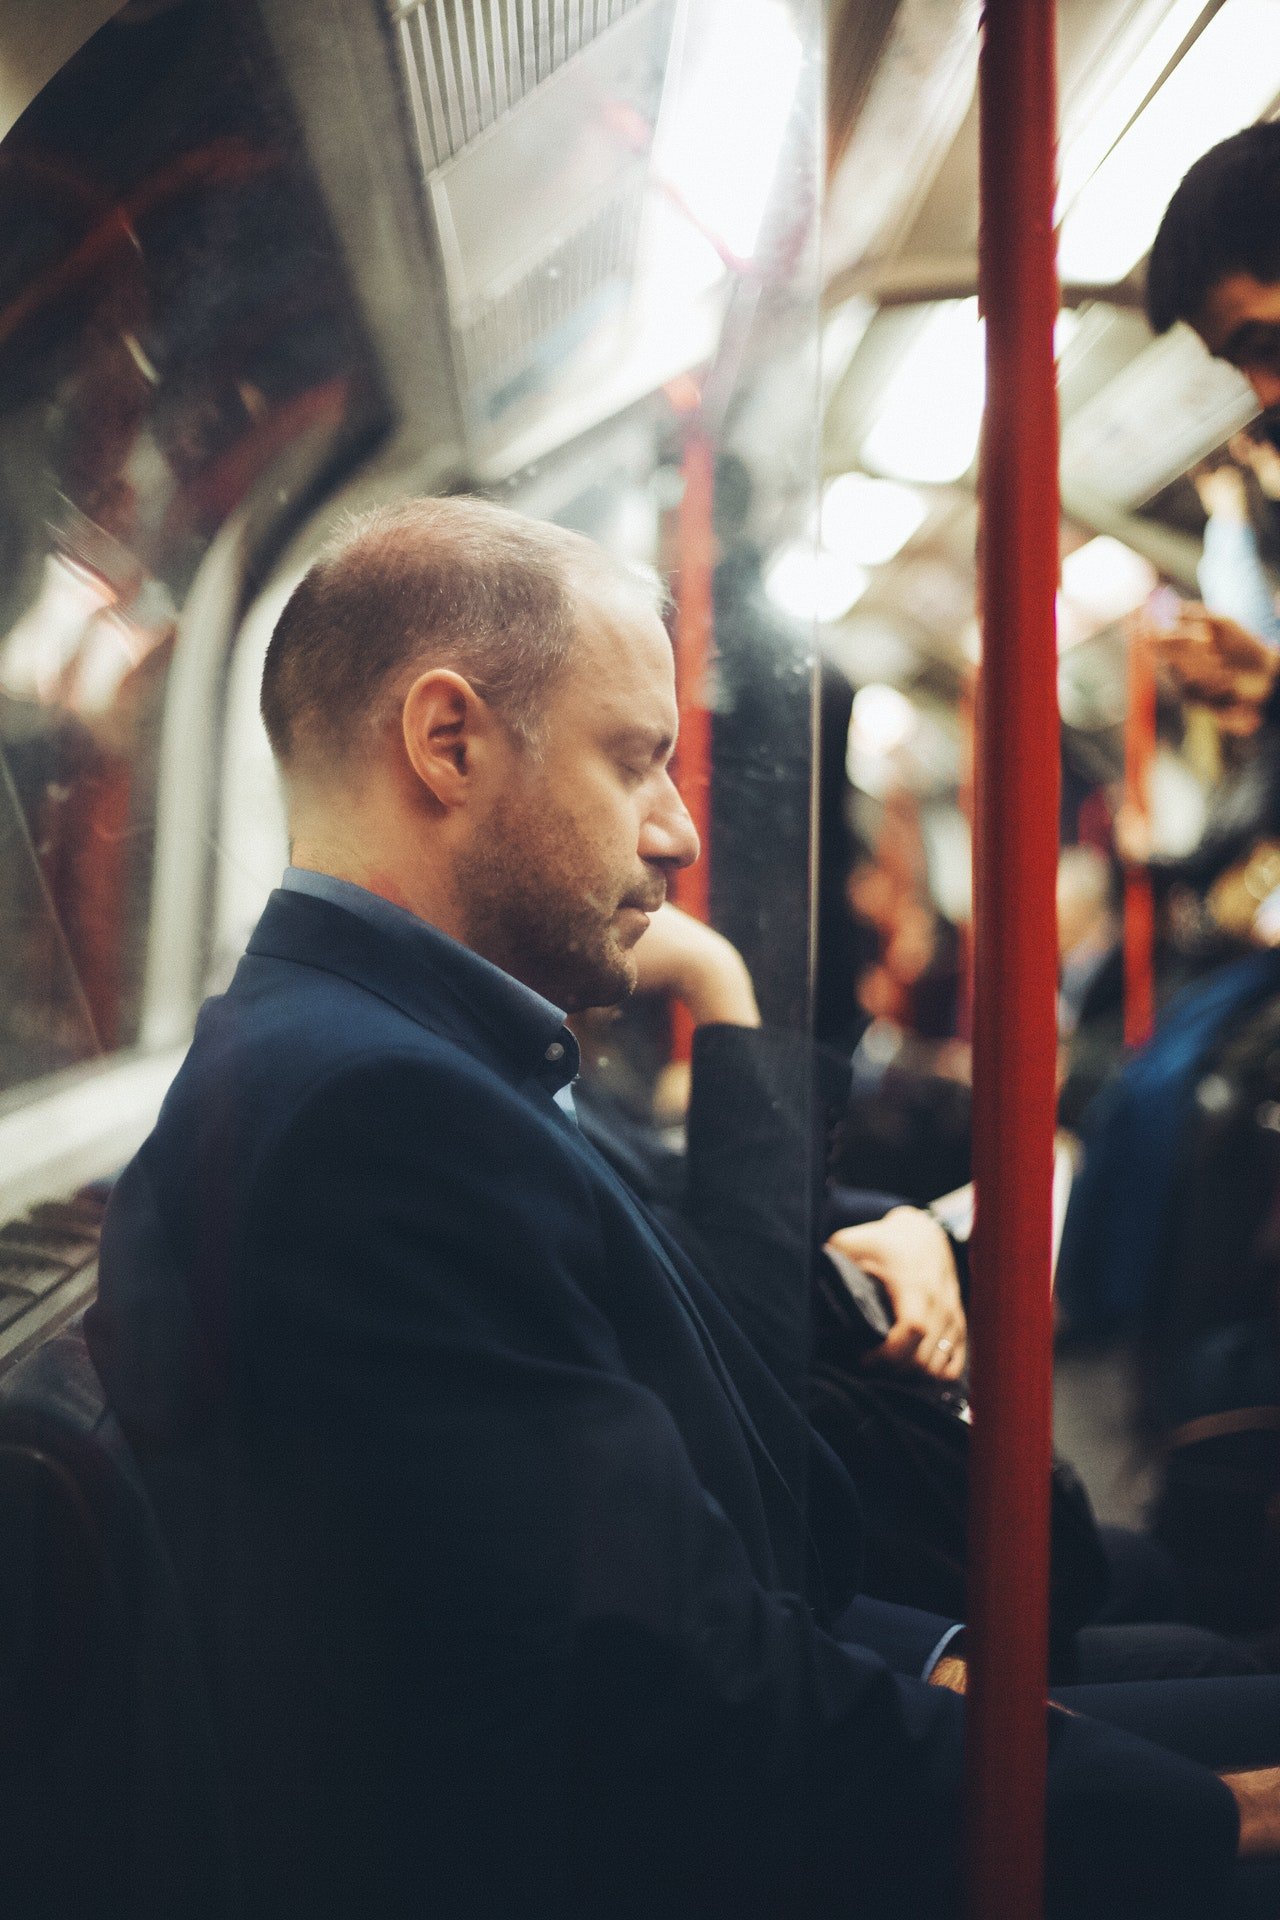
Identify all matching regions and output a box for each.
[464,798,637,1012]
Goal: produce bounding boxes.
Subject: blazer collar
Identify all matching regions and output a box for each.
[245,886,579,1091]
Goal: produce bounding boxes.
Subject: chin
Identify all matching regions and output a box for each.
[561,945,636,1014]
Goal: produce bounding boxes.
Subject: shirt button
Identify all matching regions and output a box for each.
[545,1041,566,1063]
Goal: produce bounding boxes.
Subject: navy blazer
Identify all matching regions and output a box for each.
[87,888,1239,1920]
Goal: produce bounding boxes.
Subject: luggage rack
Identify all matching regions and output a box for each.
[0,1187,107,1376]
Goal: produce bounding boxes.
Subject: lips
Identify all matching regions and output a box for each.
[621,885,667,915]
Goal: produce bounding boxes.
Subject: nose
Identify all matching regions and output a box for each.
[640,773,700,872]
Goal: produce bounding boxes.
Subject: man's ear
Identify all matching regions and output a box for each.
[401,668,490,807]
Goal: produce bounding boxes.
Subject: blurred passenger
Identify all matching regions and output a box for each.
[88,499,1280,1918]
[1057,844,1119,1039]
[1148,121,1280,435]
[1194,459,1280,647]
[1052,124,1280,1629]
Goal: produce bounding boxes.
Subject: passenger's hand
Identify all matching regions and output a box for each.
[825,1207,967,1380]
[631,903,761,1029]
[1139,603,1279,735]
[926,1654,967,1695]
[1223,1768,1280,1857]
[1193,463,1249,523]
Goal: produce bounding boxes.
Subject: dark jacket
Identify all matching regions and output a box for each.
[87,887,1238,1920]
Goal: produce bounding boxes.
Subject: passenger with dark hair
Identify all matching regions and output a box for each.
[1148,119,1280,377]
[88,497,1280,1918]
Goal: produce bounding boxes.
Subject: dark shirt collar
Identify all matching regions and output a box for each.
[280,866,579,1093]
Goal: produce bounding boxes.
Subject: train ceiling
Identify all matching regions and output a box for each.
[16,1,1273,738]
[819,0,1278,731]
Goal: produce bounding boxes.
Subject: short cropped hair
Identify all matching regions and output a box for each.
[1147,122,1280,334]
[261,496,620,772]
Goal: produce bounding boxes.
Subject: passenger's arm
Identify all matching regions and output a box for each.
[629,901,760,1029]
[631,905,830,1395]
[635,906,968,1385]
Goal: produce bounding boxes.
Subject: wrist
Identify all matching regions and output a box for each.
[678,952,761,1029]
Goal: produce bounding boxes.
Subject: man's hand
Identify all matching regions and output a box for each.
[1223,1768,1280,1857]
[1137,602,1280,736]
[825,1207,967,1380]
[926,1655,967,1695]
[632,903,761,1029]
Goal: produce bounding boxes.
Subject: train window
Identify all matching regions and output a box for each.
[0,0,826,1285]
[0,0,390,1212]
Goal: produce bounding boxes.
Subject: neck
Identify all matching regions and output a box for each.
[289,835,470,947]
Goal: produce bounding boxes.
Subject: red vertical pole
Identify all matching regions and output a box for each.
[1123,632,1157,1048]
[958,667,977,1043]
[967,4,1059,1919]
[671,427,715,1058]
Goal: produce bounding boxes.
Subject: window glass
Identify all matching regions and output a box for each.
[0,0,387,1100]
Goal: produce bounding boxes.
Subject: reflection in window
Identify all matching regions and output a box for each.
[0,0,388,1098]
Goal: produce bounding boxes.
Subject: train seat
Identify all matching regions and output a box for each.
[0,1321,236,1920]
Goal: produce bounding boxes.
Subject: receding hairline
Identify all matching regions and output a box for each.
[316,496,662,633]
[261,494,668,783]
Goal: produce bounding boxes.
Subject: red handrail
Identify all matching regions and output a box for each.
[1123,629,1157,1047]
[966,3,1060,1916]
[670,425,715,1059]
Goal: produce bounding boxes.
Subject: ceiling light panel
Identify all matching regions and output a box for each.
[821,473,928,565]
[861,298,985,485]
[765,544,870,624]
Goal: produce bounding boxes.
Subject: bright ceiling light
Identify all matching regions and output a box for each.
[820,473,928,565]
[1061,535,1158,629]
[862,299,985,485]
[765,543,869,624]
[1055,309,1081,358]
[658,0,803,263]
[1057,0,1213,215]
[1058,0,1280,285]
[850,683,918,757]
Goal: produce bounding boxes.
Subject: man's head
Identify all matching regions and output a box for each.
[261,496,698,1010]
[1147,122,1280,416]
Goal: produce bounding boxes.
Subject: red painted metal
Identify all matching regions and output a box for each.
[958,668,977,1042]
[670,427,715,1059]
[1123,630,1157,1048]
[967,4,1060,1917]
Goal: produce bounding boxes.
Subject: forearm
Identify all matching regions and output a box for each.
[680,1024,824,1393]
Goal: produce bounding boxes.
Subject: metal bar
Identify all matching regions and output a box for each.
[670,426,715,1060]
[522,0,538,93]
[417,9,454,165]
[472,0,496,129]
[488,0,509,114]
[966,3,1059,1918]
[398,15,439,173]
[433,0,469,152]
[452,0,482,140]
[1123,628,1157,1047]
